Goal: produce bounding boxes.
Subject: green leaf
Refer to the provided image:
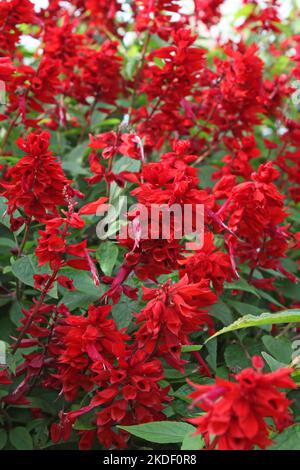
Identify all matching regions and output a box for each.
[0,429,7,450]
[233,3,254,21]
[62,141,89,176]
[206,309,300,343]
[96,241,119,276]
[224,344,250,371]
[111,297,136,329]
[0,237,15,248]
[181,431,204,450]
[262,335,292,364]
[59,292,99,311]
[224,278,260,297]
[0,196,12,228]
[181,345,202,353]
[276,279,300,302]
[58,267,102,309]
[209,301,234,326]
[9,301,23,326]
[59,267,100,296]
[227,300,264,317]
[118,421,196,444]
[9,427,33,450]
[11,255,57,299]
[206,339,217,371]
[269,424,300,450]
[112,155,141,175]
[73,412,96,431]
[261,352,287,371]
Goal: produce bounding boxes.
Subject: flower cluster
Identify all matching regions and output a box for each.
[189,357,296,450]
[0,0,299,453]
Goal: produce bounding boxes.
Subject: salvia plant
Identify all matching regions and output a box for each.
[0,0,300,452]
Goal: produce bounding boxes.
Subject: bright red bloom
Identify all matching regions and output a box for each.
[0,0,37,54]
[188,357,296,450]
[133,1,183,39]
[215,43,265,130]
[178,232,234,293]
[194,0,224,26]
[135,275,216,369]
[35,216,98,279]
[53,349,171,449]
[70,41,123,106]
[8,58,61,125]
[222,162,291,277]
[48,304,128,401]
[1,132,70,222]
[78,196,108,215]
[0,369,12,385]
[93,350,171,448]
[0,57,15,82]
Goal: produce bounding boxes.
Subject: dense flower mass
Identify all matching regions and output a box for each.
[0,132,70,222]
[0,0,299,453]
[188,357,296,450]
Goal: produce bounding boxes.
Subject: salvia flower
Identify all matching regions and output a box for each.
[188,357,296,450]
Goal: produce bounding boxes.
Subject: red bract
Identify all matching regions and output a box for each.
[0,57,15,81]
[222,162,292,277]
[35,214,98,278]
[215,43,265,129]
[0,0,38,54]
[8,58,61,124]
[55,349,171,449]
[238,0,281,33]
[1,131,70,222]
[71,41,123,106]
[93,350,171,448]
[133,1,183,39]
[178,232,234,293]
[48,304,128,401]
[194,0,224,26]
[135,275,216,369]
[188,357,296,450]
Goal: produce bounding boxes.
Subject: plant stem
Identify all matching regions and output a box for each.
[0,111,20,154]
[18,217,32,256]
[128,30,151,122]
[11,270,58,354]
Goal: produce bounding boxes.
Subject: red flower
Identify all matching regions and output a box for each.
[0,369,12,385]
[54,350,171,449]
[0,57,15,82]
[188,357,296,450]
[93,350,171,448]
[0,0,37,54]
[135,275,216,369]
[78,196,108,215]
[1,131,70,222]
[194,0,224,26]
[215,43,265,129]
[57,275,76,291]
[49,304,128,401]
[178,232,234,293]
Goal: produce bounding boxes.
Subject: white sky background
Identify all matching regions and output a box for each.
[22,0,300,50]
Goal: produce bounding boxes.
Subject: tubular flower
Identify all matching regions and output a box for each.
[47,304,128,401]
[188,357,296,450]
[135,275,217,369]
[1,132,70,222]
